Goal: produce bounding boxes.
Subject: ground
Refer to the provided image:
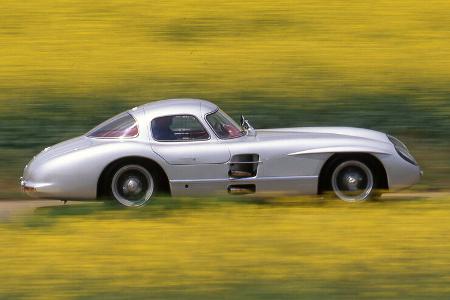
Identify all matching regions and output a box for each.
[1,193,449,299]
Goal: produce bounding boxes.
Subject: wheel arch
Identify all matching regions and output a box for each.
[97,156,171,199]
[318,152,388,194]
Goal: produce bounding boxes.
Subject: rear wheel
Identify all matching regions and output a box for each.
[109,164,155,207]
[330,159,377,202]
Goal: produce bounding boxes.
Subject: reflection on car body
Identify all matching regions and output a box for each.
[21,99,422,207]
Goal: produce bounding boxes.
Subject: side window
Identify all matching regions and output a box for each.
[151,115,210,141]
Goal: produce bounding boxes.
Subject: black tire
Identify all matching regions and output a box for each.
[322,156,380,202]
[105,164,157,207]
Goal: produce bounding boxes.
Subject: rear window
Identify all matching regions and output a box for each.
[88,113,138,138]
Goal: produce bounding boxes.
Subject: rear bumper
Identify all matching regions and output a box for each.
[20,177,53,198]
[20,177,36,197]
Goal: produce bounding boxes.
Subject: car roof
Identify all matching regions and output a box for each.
[139,98,218,117]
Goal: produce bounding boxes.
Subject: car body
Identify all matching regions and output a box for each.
[21,99,422,206]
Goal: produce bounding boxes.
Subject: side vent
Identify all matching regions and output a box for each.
[228,184,256,195]
[229,154,260,178]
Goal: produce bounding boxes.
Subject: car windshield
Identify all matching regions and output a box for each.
[206,109,245,139]
[87,113,138,138]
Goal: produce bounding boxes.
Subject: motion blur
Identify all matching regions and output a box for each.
[0,0,449,299]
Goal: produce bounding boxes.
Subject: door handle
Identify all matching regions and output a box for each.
[180,157,197,162]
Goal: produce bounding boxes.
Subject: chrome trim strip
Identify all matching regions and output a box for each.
[170,175,318,184]
[227,161,263,164]
[288,147,391,156]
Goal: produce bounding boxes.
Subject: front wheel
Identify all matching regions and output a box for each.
[330,160,376,202]
[109,164,155,207]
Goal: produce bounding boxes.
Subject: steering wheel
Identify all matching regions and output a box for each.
[223,124,240,137]
[213,122,225,135]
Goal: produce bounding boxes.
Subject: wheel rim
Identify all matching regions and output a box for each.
[111,165,154,207]
[331,160,374,202]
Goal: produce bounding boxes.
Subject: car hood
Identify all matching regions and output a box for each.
[256,127,390,143]
[231,126,395,158]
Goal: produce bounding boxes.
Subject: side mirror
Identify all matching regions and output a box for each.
[240,115,255,132]
[240,115,246,128]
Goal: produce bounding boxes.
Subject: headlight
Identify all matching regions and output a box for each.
[387,135,418,166]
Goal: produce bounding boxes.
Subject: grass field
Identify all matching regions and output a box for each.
[0,0,449,197]
[1,1,450,103]
[0,2,448,298]
[1,194,450,299]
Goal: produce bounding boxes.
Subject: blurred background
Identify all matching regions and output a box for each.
[1,0,449,197]
[0,1,449,299]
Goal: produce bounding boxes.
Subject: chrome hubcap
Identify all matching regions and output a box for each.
[122,177,143,195]
[331,161,374,202]
[111,165,154,207]
[343,172,363,191]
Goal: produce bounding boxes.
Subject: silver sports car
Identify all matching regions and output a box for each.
[21,99,422,207]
